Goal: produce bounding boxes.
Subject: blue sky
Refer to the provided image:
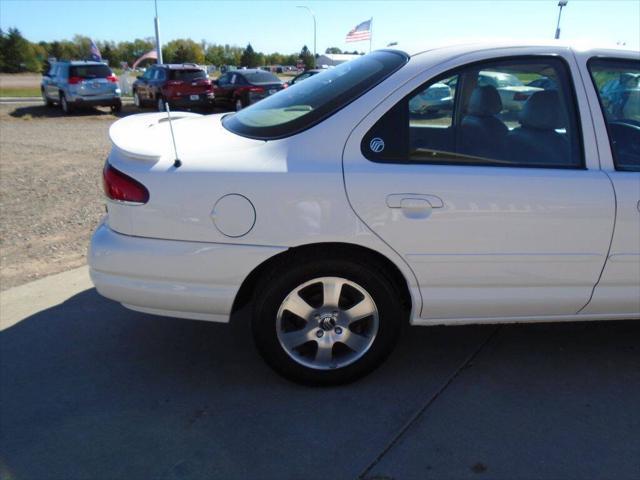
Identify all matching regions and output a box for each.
[1,0,638,53]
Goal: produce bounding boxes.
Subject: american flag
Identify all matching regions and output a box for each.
[345,19,372,42]
[89,40,102,62]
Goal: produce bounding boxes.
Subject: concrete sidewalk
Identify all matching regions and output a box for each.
[1,270,639,479]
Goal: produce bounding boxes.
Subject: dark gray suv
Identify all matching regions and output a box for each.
[41,61,122,114]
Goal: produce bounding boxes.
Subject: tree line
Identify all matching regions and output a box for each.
[0,27,362,73]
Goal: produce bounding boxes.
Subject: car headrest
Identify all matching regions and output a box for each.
[519,90,564,130]
[467,85,502,116]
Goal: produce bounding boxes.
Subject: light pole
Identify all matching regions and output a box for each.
[296,5,316,68]
[154,0,163,63]
[554,0,568,40]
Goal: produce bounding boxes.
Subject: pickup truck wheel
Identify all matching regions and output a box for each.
[252,257,403,385]
[133,91,142,108]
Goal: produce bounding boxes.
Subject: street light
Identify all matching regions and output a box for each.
[554,0,568,40]
[296,5,316,68]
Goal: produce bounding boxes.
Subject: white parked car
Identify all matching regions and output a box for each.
[90,42,640,385]
[477,70,544,111]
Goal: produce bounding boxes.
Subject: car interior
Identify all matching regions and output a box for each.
[406,60,581,168]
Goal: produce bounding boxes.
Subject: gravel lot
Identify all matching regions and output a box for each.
[0,103,131,290]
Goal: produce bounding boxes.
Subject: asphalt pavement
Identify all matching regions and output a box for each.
[1,268,639,480]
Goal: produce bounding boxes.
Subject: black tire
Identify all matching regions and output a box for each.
[59,93,73,114]
[110,100,122,113]
[133,90,143,109]
[42,89,54,107]
[252,255,405,385]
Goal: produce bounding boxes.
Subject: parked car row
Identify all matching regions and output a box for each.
[132,64,288,112]
[41,62,291,114]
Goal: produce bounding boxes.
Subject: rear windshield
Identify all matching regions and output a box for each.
[223,50,408,140]
[169,69,207,81]
[243,71,281,84]
[70,64,112,78]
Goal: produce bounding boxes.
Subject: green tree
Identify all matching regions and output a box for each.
[73,34,93,59]
[299,45,314,70]
[325,47,342,54]
[240,43,260,68]
[0,28,40,72]
[162,38,204,64]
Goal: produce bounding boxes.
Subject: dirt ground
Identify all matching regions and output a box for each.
[0,103,135,290]
[0,73,41,89]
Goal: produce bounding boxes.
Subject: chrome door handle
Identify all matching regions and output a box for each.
[386,194,444,209]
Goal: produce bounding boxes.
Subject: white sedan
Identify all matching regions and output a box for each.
[90,42,640,385]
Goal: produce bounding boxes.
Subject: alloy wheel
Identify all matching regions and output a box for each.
[276,276,379,370]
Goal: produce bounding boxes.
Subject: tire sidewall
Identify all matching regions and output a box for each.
[252,258,403,385]
[133,91,141,108]
[157,97,165,112]
[60,94,70,114]
[235,97,243,111]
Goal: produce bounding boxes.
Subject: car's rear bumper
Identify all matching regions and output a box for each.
[71,95,122,107]
[168,94,215,108]
[89,222,285,322]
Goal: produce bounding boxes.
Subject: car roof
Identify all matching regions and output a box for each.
[58,60,108,66]
[156,64,204,70]
[386,39,638,58]
[229,69,277,75]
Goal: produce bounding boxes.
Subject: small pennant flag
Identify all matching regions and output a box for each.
[346,19,372,42]
[89,39,102,62]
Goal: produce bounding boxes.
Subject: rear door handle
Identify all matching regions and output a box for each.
[386,194,444,209]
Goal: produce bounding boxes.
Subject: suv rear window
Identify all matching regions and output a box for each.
[69,64,112,79]
[243,71,281,84]
[169,69,207,81]
[223,50,408,140]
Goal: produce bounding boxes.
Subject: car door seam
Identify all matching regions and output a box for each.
[576,170,618,314]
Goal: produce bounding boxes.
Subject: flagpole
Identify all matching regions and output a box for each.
[154,0,163,64]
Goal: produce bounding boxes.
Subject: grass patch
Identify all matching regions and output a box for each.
[0,87,41,97]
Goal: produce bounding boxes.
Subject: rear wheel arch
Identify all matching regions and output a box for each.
[230,242,412,320]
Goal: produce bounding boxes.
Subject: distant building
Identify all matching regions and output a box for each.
[315,53,361,67]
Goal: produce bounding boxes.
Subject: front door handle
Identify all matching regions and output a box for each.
[386,194,444,209]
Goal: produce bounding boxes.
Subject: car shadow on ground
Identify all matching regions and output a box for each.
[8,104,229,120]
[1,289,638,480]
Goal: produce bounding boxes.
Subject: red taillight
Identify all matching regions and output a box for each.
[107,74,118,83]
[513,92,529,101]
[68,76,82,85]
[249,87,264,93]
[103,163,149,204]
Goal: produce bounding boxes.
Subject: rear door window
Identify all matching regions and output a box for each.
[364,56,583,169]
[244,71,281,84]
[588,58,640,171]
[69,64,112,79]
[169,69,206,81]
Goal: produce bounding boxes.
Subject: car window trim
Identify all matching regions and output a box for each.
[363,54,586,170]
[586,56,640,172]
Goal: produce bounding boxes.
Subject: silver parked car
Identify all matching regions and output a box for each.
[41,61,122,114]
